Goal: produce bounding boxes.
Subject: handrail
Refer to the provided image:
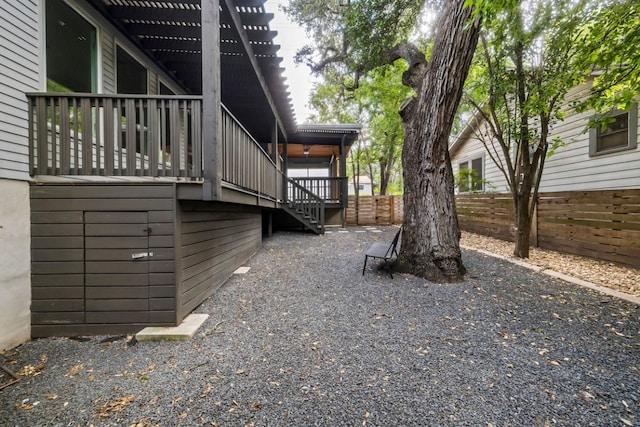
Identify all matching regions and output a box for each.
[26,92,282,202]
[221,106,281,201]
[285,176,325,232]
[27,92,202,178]
[290,176,347,203]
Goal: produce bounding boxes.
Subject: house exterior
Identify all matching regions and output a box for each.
[450,81,640,194]
[0,0,359,349]
[449,80,640,267]
[348,176,373,196]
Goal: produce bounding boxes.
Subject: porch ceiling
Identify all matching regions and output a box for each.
[90,0,296,143]
[282,124,361,159]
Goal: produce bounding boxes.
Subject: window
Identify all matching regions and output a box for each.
[457,157,484,193]
[470,158,483,191]
[117,46,147,94]
[457,161,470,193]
[589,104,638,156]
[46,0,97,92]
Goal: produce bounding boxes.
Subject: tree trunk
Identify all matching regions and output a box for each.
[513,191,532,258]
[396,0,481,282]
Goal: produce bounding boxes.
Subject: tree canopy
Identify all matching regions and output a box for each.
[308,63,409,195]
[284,0,427,78]
[575,0,640,113]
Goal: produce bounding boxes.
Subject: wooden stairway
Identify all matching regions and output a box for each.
[282,177,325,235]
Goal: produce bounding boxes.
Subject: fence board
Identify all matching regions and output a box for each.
[346,190,639,267]
[346,195,402,226]
[455,189,639,267]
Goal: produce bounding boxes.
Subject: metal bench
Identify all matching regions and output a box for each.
[362,227,402,278]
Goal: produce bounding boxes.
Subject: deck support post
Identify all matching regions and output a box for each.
[272,119,280,201]
[340,135,348,226]
[202,0,222,200]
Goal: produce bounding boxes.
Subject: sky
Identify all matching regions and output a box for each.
[263,0,319,123]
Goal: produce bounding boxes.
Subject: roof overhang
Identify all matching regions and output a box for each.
[293,124,361,145]
[89,0,296,142]
[281,124,361,159]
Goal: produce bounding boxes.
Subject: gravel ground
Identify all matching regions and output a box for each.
[461,232,640,297]
[1,226,639,427]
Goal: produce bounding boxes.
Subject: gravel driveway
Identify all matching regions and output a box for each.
[1,226,639,426]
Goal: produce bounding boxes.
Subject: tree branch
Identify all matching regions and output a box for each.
[382,41,428,92]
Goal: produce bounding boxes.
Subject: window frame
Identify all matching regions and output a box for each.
[589,104,638,157]
[457,155,484,193]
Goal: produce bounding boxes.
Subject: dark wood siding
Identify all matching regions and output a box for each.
[179,201,262,318]
[30,183,176,337]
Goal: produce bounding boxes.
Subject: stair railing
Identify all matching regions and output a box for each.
[285,176,325,233]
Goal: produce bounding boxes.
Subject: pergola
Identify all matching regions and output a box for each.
[88,0,296,144]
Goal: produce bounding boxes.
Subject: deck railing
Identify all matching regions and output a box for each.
[27,93,203,178]
[221,105,281,201]
[290,177,347,204]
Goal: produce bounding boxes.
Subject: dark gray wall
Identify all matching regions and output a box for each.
[178,201,262,317]
[30,183,176,337]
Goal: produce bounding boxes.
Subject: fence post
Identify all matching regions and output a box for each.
[389,196,394,224]
[531,198,539,247]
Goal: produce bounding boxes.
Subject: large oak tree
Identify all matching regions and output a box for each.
[286,0,489,282]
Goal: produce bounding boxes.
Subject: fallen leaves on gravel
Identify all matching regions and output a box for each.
[129,421,159,427]
[17,354,47,377]
[96,395,134,418]
[200,384,214,398]
[65,364,83,378]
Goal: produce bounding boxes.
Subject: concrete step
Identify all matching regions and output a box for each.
[135,313,209,341]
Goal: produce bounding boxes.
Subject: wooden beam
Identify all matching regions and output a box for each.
[221,0,288,140]
[202,0,222,200]
[340,135,348,206]
[109,6,200,23]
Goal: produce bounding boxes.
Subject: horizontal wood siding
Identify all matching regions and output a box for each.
[179,201,262,316]
[102,31,116,93]
[537,190,640,267]
[538,84,640,192]
[450,81,640,194]
[0,0,39,181]
[31,183,176,337]
[456,194,515,241]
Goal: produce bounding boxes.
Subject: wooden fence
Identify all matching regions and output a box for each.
[536,190,639,267]
[348,190,640,268]
[346,195,403,225]
[456,194,516,242]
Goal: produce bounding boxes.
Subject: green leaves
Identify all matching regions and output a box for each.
[284,0,427,74]
[571,0,640,113]
[308,62,410,194]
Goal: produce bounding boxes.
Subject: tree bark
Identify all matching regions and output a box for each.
[395,0,481,282]
[514,193,532,258]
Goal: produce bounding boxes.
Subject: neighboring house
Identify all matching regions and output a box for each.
[449,80,640,267]
[348,175,373,196]
[450,81,640,193]
[0,0,359,349]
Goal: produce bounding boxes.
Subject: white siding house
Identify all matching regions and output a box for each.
[348,175,373,195]
[450,81,640,194]
[0,0,40,351]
